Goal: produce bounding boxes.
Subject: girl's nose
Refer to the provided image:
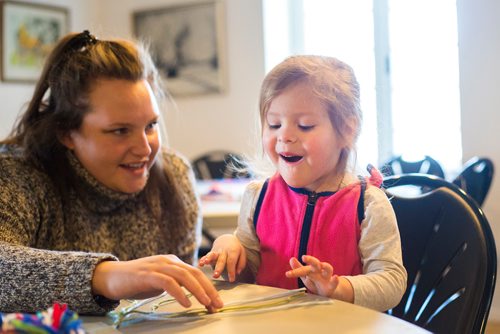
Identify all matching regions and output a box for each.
[131,131,153,156]
[278,125,297,143]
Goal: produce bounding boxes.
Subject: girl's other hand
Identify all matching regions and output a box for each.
[198,234,246,282]
[92,254,223,312]
[285,255,353,303]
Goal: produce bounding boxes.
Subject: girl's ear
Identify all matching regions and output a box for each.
[342,117,358,148]
[58,131,75,150]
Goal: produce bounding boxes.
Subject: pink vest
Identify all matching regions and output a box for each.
[255,174,367,289]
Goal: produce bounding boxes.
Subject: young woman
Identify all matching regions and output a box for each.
[0,31,222,314]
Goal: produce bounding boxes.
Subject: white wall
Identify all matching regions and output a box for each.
[457,0,500,320]
[85,0,265,160]
[0,0,264,160]
[1,0,500,321]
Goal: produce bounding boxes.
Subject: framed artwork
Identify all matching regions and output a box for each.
[133,1,227,97]
[0,1,69,83]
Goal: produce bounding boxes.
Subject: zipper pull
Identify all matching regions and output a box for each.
[307,192,318,206]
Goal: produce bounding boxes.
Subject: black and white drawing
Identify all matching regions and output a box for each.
[133,1,226,96]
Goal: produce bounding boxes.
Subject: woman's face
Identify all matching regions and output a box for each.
[61,79,161,193]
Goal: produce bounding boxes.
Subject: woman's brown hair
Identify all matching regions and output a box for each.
[2,30,186,226]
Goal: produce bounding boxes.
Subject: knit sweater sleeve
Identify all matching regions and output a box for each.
[0,155,117,315]
[343,185,408,312]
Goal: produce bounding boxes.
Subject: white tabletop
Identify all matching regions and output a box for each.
[82,281,430,334]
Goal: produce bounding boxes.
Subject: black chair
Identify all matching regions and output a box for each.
[452,157,494,207]
[383,174,496,334]
[380,155,445,179]
[191,150,251,180]
[192,150,250,257]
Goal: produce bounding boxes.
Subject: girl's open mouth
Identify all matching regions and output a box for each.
[279,154,303,163]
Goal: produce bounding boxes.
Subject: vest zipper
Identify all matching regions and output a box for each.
[297,191,318,288]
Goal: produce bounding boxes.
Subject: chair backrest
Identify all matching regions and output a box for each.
[452,157,494,207]
[191,150,250,180]
[383,174,496,334]
[381,155,445,179]
[192,150,251,258]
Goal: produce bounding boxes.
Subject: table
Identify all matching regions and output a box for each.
[82,282,430,334]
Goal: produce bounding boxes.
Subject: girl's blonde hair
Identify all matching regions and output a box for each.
[258,55,362,175]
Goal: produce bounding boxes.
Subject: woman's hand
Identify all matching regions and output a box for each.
[92,254,223,311]
[198,234,246,282]
[285,255,354,303]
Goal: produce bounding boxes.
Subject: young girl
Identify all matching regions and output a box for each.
[199,55,407,311]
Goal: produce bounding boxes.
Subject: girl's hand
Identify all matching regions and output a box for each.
[285,255,354,303]
[198,234,246,282]
[92,254,223,312]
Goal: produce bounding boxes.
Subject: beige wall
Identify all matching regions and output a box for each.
[456,0,500,320]
[83,0,265,160]
[1,0,500,320]
[0,0,264,160]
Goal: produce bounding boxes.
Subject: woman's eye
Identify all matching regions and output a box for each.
[111,128,129,135]
[146,121,158,132]
[299,125,315,131]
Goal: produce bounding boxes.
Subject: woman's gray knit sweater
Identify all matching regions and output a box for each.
[0,146,201,315]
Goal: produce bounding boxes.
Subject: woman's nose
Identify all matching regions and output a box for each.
[131,131,153,156]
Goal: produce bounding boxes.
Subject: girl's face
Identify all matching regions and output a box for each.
[61,79,161,194]
[263,82,347,192]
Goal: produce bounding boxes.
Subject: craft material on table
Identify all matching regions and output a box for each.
[0,303,85,333]
[108,281,332,328]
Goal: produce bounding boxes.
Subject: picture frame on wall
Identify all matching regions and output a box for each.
[0,1,69,83]
[133,0,227,97]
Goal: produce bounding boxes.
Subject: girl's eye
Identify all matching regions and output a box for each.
[268,124,281,129]
[299,125,315,131]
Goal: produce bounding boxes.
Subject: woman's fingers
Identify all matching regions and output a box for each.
[158,257,223,309]
[187,265,224,309]
[150,272,193,307]
[92,255,224,310]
